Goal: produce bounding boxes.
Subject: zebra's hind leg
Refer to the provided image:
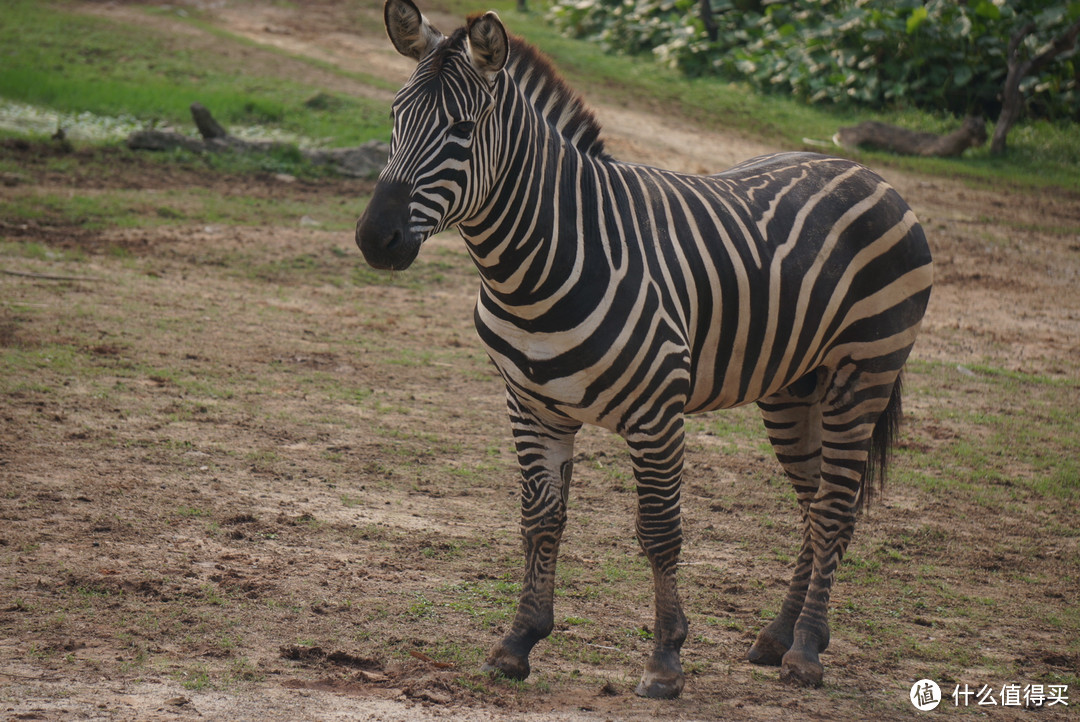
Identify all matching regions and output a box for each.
[482,396,580,682]
[627,418,689,699]
[748,370,826,667]
[778,366,903,687]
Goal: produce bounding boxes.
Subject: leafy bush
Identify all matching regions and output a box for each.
[548,0,1080,120]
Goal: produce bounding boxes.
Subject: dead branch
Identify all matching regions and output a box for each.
[190,102,229,140]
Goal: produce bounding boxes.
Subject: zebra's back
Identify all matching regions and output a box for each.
[658,152,932,412]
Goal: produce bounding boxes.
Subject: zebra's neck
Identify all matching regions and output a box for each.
[459,89,598,301]
[458,41,610,302]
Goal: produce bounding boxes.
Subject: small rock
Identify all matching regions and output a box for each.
[300,215,321,227]
[164,696,190,706]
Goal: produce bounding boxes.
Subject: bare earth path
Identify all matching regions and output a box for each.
[2,2,1078,721]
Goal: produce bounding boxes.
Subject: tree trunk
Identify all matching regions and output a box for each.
[700,0,718,43]
[991,18,1080,156]
[990,64,1026,156]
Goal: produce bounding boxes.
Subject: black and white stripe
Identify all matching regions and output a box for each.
[357,0,932,697]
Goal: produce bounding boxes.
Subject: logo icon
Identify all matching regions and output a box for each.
[911,679,942,711]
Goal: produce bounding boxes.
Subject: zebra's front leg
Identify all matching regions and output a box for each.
[628,422,688,699]
[482,400,579,682]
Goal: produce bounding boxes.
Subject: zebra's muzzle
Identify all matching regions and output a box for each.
[356,180,421,271]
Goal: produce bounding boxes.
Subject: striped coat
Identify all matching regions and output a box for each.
[357,0,932,697]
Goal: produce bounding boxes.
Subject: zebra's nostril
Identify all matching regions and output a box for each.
[385,228,403,251]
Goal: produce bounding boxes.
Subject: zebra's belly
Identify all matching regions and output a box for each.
[476,314,693,432]
[477,302,792,430]
[486,344,781,431]
[483,342,648,431]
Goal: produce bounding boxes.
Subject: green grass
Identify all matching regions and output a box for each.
[0,190,151,231]
[0,151,368,236]
[1,182,351,232]
[0,0,391,146]
[0,240,83,263]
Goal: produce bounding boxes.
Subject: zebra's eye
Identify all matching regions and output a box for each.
[447,121,475,140]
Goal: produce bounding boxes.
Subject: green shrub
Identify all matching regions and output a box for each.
[549,0,1080,120]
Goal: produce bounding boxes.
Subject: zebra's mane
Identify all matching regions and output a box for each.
[429,25,607,159]
[503,35,608,159]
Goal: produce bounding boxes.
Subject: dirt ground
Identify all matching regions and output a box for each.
[2,2,1079,721]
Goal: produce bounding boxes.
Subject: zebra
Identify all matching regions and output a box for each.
[356,0,933,698]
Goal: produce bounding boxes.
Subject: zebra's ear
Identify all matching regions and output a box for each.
[466,11,508,81]
[384,0,444,61]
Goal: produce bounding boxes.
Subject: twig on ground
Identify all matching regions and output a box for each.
[2,269,103,282]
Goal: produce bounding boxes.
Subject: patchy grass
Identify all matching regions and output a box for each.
[2,1,1076,192]
[899,359,1080,503]
[3,176,1078,713]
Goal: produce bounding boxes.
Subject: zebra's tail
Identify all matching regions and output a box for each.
[859,373,903,512]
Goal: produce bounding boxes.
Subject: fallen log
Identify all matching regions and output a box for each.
[126,102,388,178]
[832,116,987,157]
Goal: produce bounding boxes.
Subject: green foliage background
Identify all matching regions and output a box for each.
[549,0,1080,120]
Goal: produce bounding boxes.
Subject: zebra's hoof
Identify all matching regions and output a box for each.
[481,648,530,681]
[634,653,685,699]
[779,648,823,687]
[747,630,790,667]
[634,672,684,699]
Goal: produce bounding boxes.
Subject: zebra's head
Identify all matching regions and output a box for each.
[356,0,509,270]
